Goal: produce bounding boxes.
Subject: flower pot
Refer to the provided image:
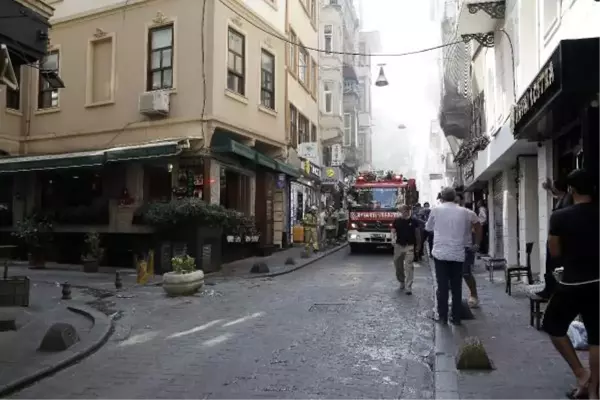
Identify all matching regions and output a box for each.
[82,258,100,273]
[28,251,46,269]
[162,270,204,296]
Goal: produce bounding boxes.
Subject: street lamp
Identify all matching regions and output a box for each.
[375,63,389,87]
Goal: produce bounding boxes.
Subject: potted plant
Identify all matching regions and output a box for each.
[12,214,53,269]
[162,254,204,296]
[81,232,104,273]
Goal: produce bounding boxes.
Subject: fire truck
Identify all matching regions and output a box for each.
[347,170,418,253]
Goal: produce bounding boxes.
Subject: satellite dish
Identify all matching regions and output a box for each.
[0,44,18,91]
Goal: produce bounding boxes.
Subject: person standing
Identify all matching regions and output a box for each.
[536,178,573,299]
[542,169,598,399]
[417,202,432,259]
[412,203,422,262]
[455,193,480,308]
[475,200,488,255]
[391,204,421,295]
[426,188,482,325]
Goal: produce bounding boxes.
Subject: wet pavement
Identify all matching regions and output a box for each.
[10,248,435,399]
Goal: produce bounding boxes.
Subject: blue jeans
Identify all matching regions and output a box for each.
[435,258,463,322]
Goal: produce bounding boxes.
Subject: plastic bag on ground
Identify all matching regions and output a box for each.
[567,321,588,350]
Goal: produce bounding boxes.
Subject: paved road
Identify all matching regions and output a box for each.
[12,249,435,399]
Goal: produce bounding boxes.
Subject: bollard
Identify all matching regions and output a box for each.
[61,282,72,300]
[115,271,123,290]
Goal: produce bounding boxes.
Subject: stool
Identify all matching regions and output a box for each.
[529,295,548,330]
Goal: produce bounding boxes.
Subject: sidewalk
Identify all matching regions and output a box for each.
[432,258,587,399]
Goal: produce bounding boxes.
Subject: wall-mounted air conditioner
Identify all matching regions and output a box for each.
[139,90,170,116]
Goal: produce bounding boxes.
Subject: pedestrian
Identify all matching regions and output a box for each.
[455,193,479,308]
[475,200,488,255]
[425,187,482,325]
[319,206,327,248]
[416,202,432,260]
[542,169,599,400]
[391,204,421,295]
[536,177,573,300]
[412,203,422,262]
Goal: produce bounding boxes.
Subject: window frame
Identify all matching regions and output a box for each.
[147,24,174,92]
[324,25,333,54]
[6,65,21,111]
[298,113,309,144]
[298,45,308,85]
[343,113,351,146]
[260,49,275,110]
[311,58,317,96]
[227,27,246,96]
[310,123,317,142]
[323,81,333,114]
[289,103,298,148]
[288,30,297,76]
[38,49,60,110]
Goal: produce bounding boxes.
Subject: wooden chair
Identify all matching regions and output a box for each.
[529,294,548,330]
[505,242,534,296]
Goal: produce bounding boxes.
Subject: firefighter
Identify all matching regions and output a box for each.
[302,205,319,252]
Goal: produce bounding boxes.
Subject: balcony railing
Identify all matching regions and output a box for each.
[343,81,359,94]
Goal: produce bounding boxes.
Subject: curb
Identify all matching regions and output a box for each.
[428,257,461,400]
[0,303,113,397]
[250,243,349,279]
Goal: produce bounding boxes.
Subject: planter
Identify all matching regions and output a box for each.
[0,276,30,307]
[82,258,100,273]
[28,251,46,269]
[162,270,204,296]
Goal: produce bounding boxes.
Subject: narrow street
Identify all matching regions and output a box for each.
[12,249,435,399]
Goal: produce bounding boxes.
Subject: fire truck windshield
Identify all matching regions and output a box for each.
[350,187,399,210]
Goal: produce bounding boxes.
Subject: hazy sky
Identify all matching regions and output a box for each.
[361,0,442,175]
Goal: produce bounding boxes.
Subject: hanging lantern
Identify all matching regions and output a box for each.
[375,65,389,87]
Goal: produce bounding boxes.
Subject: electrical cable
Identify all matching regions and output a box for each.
[217,0,465,58]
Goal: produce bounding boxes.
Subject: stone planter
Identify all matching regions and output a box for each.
[82,258,99,273]
[162,270,204,296]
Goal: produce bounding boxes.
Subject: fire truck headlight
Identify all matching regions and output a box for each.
[349,234,358,240]
[350,222,358,229]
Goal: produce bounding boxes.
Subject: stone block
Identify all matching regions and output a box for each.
[284,257,296,265]
[456,336,494,370]
[38,322,79,352]
[250,262,269,274]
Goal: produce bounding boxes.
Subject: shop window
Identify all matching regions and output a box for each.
[145,165,172,202]
[0,176,13,227]
[40,170,108,225]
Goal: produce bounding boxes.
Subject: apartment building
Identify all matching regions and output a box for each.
[356,30,379,169]
[0,0,307,258]
[443,0,599,279]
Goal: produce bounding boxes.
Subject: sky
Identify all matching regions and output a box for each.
[361,0,443,176]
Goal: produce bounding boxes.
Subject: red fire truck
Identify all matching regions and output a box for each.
[347,171,418,253]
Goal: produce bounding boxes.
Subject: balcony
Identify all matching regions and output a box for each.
[456,0,505,48]
[343,81,359,96]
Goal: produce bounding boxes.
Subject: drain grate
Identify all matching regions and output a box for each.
[308,303,350,313]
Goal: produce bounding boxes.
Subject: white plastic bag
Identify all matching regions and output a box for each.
[567,321,588,350]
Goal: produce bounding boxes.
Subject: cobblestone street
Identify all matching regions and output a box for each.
[11,249,435,399]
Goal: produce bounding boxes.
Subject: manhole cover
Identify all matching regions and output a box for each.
[309,303,350,313]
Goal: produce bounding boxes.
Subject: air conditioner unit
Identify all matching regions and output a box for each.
[139,91,170,116]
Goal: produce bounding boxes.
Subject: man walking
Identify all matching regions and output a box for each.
[426,188,481,325]
[542,169,598,399]
[455,193,480,308]
[391,204,421,295]
[416,202,432,260]
[475,200,488,255]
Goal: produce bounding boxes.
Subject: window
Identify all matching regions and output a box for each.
[147,24,174,91]
[328,0,338,5]
[542,0,558,36]
[298,114,309,144]
[260,50,275,109]
[227,28,245,95]
[6,65,20,110]
[87,34,115,104]
[323,81,333,113]
[38,50,60,109]
[311,123,317,142]
[309,0,316,24]
[288,30,297,74]
[311,59,317,95]
[289,104,298,147]
[358,80,366,111]
[298,46,308,84]
[324,25,333,54]
[343,113,351,145]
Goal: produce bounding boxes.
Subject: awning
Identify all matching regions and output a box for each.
[0,150,106,174]
[211,137,256,162]
[276,160,301,178]
[256,153,277,170]
[106,141,182,162]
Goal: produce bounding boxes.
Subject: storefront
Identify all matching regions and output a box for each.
[512,37,599,179]
[289,159,321,243]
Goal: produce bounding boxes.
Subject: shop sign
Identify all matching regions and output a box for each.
[298,142,321,165]
[322,167,341,184]
[303,160,321,179]
[512,56,558,130]
[331,144,344,166]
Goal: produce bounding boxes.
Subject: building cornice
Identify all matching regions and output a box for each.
[14,0,54,19]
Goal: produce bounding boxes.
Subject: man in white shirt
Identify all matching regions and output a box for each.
[426,187,482,325]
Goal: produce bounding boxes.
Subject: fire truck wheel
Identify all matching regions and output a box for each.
[349,244,361,254]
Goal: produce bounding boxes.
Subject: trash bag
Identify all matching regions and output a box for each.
[567,321,588,350]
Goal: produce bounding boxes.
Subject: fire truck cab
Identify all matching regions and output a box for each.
[346,171,418,253]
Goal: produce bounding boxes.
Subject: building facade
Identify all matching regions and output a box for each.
[445,0,599,278]
[0,0,313,261]
[356,30,379,170]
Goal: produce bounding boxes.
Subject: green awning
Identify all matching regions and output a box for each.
[0,150,106,174]
[276,160,301,178]
[256,153,277,170]
[106,141,181,162]
[211,137,256,162]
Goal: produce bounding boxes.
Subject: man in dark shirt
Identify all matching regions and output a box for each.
[542,169,599,400]
[391,204,421,295]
